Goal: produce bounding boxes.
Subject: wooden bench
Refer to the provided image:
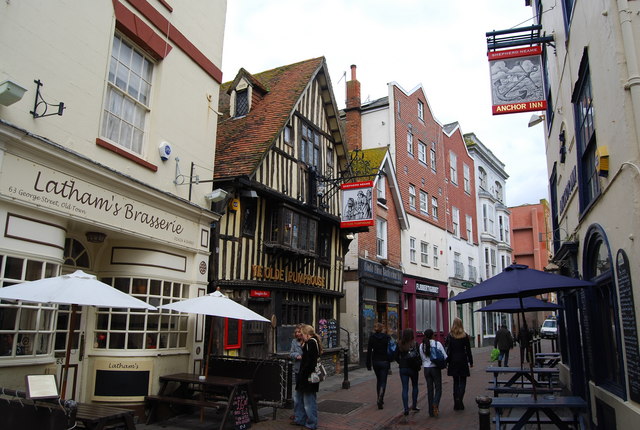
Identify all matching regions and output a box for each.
[74,403,136,430]
[487,386,563,396]
[146,394,226,410]
[493,415,581,426]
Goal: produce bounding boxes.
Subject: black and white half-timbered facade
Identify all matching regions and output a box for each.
[211,58,350,361]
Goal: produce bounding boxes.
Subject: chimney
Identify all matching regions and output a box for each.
[345,64,362,150]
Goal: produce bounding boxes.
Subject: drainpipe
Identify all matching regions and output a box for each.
[617,0,640,151]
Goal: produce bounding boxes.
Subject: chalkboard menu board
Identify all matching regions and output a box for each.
[232,389,251,429]
[327,319,338,349]
[94,370,149,397]
[616,250,640,403]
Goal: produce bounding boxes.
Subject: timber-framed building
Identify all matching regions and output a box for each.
[211,57,350,361]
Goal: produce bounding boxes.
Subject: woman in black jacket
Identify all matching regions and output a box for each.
[294,324,322,429]
[395,328,421,416]
[366,322,392,409]
[445,317,474,411]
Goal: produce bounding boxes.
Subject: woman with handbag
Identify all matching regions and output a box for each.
[293,324,323,429]
[445,318,474,411]
[395,328,421,416]
[420,329,447,417]
[366,322,392,409]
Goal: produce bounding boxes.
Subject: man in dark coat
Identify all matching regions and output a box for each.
[494,324,514,367]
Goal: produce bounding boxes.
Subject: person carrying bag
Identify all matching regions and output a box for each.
[420,329,448,417]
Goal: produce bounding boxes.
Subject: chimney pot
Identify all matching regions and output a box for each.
[350,64,357,81]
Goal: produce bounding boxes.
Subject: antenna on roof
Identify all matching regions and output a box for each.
[336,71,347,85]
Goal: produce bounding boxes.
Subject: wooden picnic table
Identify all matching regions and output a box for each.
[145,373,259,430]
[492,395,587,429]
[535,352,562,367]
[486,366,560,396]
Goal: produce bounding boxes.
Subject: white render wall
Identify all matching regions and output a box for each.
[0,0,226,205]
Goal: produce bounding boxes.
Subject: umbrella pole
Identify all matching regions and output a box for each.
[60,303,78,400]
[204,317,214,378]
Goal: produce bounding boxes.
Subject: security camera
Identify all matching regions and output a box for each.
[205,189,228,202]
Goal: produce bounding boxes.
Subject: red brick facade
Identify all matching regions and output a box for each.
[444,127,478,244]
[392,85,447,231]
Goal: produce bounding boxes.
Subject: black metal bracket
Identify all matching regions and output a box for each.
[486,25,555,51]
[30,79,65,119]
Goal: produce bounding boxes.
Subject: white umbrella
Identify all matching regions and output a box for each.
[0,270,156,398]
[159,290,269,377]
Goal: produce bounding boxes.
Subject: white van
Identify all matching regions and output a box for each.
[540,318,558,339]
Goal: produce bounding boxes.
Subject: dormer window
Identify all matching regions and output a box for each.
[235,88,249,117]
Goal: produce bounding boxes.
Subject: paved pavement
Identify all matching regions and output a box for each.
[138,341,561,430]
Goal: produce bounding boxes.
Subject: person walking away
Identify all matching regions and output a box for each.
[366,322,392,409]
[290,324,305,425]
[494,324,513,367]
[445,318,473,411]
[395,328,421,416]
[420,329,447,417]
[293,324,323,429]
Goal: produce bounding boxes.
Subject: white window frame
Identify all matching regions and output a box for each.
[479,167,487,190]
[95,277,189,350]
[410,237,417,263]
[376,217,387,258]
[418,100,424,120]
[463,163,471,193]
[409,185,416,210]
[102,33,154,155]
[452,206,460,237]
[420,241,430,266]
[0,255,59,359]
[407,131,414,155]
[418,141,427,164]
[430,142,437,171]
[419,190,428,214]
[466,214,473,243]
[433,245,439,268]
[431,196,438,219]
[449,151,458,184]
[377,174,386,201]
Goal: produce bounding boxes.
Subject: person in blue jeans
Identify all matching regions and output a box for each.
[366,322,392,409]
[395,328,420,415]
[420,328,447,417]
[293,324,323,429]
[289,324,305,425]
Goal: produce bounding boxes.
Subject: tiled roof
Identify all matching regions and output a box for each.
[214,57,325,180]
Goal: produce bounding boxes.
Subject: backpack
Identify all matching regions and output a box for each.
[429,341,447,369]
[406,346,423,371]
[387,337,397,361]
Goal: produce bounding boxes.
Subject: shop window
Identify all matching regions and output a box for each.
[101,33,154,155]
[584,227,624,395]
[282,292,311,325]
[0,255,59,359]
[267,205,318,255]
[224,318,242,349]
[94,278,188,350]
[415,297,437,333]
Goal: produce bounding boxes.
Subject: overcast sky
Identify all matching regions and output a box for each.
[221,0,549,207]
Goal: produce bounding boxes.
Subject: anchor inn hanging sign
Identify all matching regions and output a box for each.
[488,46,547,115]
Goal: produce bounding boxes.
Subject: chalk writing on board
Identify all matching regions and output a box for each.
[232,389,251,429]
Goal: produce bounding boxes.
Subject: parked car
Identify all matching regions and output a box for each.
[540,318,558,339]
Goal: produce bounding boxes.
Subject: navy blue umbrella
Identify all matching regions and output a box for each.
[474,297,563,313]
[450,264,594,304]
